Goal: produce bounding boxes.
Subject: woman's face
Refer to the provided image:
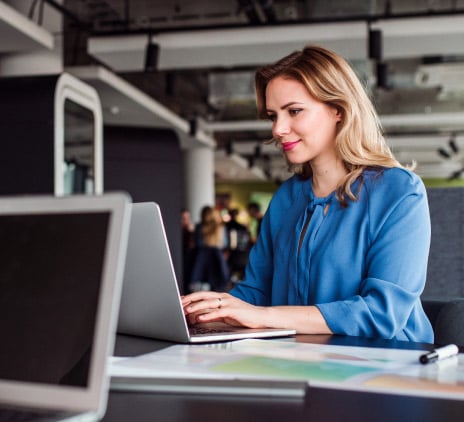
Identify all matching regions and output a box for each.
[265,76,341,166]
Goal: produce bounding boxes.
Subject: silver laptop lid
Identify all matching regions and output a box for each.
[0,193,131,417]
[117,202,296,344]
[118,202,191,342]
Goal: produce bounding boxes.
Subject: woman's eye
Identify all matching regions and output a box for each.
[266,114,277,122]
[289,108,302,116]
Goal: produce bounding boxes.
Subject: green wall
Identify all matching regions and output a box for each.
[216,181,279,214]
[423,178,464,188]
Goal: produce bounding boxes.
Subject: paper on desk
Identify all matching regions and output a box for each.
[109,339,464,400]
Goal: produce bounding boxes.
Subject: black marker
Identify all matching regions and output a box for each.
[419,344,459,364]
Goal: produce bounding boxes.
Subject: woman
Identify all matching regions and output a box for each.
[190,206,230,292]
[182,45,433,342]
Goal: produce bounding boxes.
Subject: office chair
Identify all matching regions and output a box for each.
[422,298,464,347]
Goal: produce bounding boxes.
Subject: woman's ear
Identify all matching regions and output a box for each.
[333,106,342,123]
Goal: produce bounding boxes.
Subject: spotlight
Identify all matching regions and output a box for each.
[369,29,383,61]
[145,40,159,72]
[438,147,451,159]
[448,169,463,180]
[449,136,459,154]
[189,119,197,137]
[376,62,389,89]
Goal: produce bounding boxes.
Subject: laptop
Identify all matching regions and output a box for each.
[117,202,295,343]
[0,193,131,421]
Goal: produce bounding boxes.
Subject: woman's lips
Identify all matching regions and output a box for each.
[282,140,301,152]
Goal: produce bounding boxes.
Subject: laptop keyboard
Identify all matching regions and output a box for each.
[190,326,234,335]
[0,408,68,422]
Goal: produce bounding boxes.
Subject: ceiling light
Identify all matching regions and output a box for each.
[88,21,367,72]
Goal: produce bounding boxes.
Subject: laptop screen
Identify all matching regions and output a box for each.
[0,212,110,387]
[0,193,130,418]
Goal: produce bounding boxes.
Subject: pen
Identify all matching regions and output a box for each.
[419,344,459,364]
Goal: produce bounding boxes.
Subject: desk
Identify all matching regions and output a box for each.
[103,335,464,422]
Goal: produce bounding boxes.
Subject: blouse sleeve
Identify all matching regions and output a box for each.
[229,197,278,305]
[317,170,432,339]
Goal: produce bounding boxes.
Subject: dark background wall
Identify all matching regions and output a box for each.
[0,76,185,290]
[103,126,184,285]
[0,76,56,194]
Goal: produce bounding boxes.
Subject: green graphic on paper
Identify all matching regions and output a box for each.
[211,356,377,382]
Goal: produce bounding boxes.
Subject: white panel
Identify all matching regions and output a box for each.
[371,15,464,59]
[88,22,367,71]
[66,65,215,149]
[54,73,103,195]
[0,2,54,52]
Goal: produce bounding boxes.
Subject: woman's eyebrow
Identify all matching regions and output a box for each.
[266,101,304,113]
[280,101,304,109]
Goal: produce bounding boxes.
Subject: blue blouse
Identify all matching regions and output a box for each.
[230,167,434,342]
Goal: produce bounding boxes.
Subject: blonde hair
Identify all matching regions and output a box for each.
[255,45,408,206]
[200,206,225,248]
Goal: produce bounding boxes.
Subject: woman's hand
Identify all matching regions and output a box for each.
[181,291,267,328]
[181,292,333,334]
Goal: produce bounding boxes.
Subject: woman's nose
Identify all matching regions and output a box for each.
[272,117,290,138]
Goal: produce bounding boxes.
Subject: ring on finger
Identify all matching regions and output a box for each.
[217,297,222,308]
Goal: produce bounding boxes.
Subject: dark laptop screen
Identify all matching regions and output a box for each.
[0,212,110,387]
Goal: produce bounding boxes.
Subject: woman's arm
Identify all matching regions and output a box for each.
[181,291,332,334]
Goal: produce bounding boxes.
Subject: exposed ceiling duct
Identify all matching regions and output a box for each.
[12,0,464,182]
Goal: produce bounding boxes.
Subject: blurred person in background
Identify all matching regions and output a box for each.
[181,208,195,294]
[189,205,230,292]
[225,208,251,283]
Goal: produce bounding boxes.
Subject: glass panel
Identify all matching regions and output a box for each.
[63,99,95,194]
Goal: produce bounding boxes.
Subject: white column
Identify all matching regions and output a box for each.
[183,146,215,224]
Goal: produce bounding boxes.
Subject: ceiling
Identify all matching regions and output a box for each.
[21,0,464,182]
